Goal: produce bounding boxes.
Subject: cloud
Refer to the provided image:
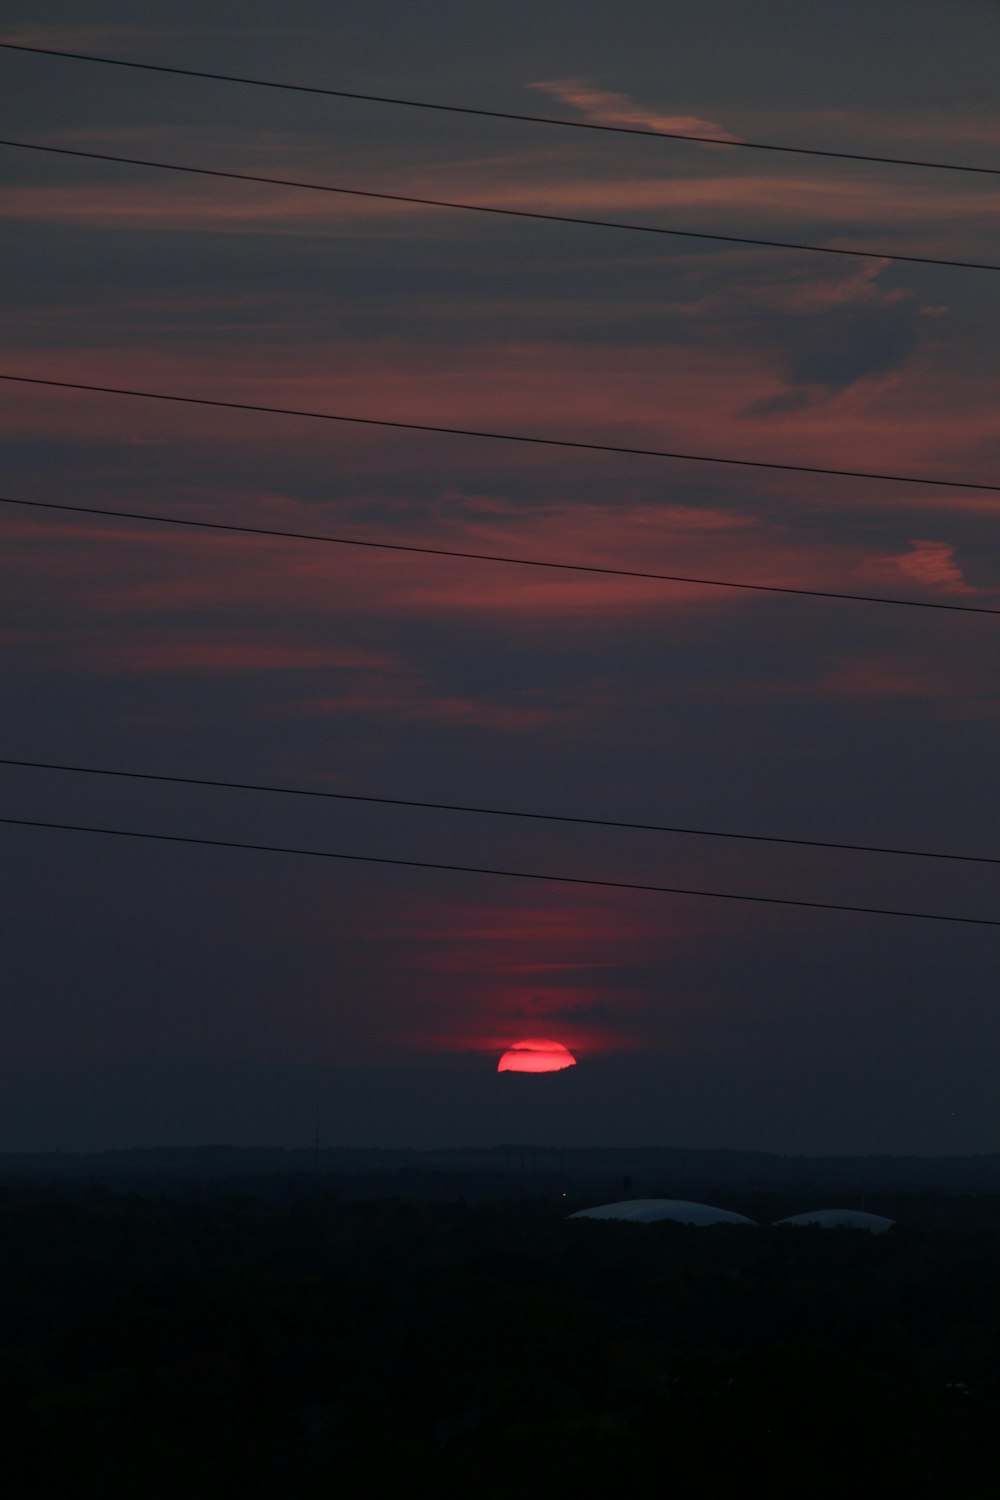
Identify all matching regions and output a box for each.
[808,649,998,713]
[780,300,920,393]
[0,326,941,488]
[813,652,954,699]
[0,24,195,48]
[701,262,927,411]
[862,539,976,595]
[680,261,907,321]
[90,641,398,674]
[529,78,739,141]
[0,21,289,48]
[300,686,556,732]
[393,890,706,1056]
[0,180,424,237]
[384,499,864,618]
[6,480,992,668]
[779,105,1000,152]
[8,144,998,257]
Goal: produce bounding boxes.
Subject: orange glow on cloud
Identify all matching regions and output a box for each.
[497,1039,577,1073]
[528,78,739,141]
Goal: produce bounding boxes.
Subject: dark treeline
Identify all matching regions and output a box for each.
[9,1142,1000,1196]
[2,1188,1000,1496]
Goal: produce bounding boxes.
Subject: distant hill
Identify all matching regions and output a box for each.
[4,1142,1000,1196]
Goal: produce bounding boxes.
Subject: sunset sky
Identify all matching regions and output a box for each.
[2,0,999,1154]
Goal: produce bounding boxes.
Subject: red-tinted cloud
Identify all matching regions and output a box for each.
[93,641,397,673]
[861,538,975,595]
[390,890,715,1058]
[4,325,998,498]
[301,687,556,732]
[813,650,996,707]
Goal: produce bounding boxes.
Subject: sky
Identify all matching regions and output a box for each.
[1,0,999,1155]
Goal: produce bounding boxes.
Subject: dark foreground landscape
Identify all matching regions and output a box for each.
[3,1163,1000,1496]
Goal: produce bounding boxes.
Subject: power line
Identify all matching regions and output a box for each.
[3,372,999,494]
[2,137,998,275]
[4,495,996,617]
[1,40,997,180]
[2,814,997,928]
[4,755,997,867]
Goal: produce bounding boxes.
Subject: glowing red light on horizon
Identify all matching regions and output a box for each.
[497,1039,577,1074]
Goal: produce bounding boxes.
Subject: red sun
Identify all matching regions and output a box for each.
[497,1039,577,1074]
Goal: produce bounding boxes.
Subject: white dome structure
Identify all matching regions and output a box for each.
[569,1198,756,1226]
[774,1208,895,1234]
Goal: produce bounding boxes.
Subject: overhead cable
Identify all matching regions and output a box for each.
[2,815,998,927]
[2,372,998,494]
[3,496,996,616]
[1,137,997,274]
[4,756,997,866]
[1,41,997,179]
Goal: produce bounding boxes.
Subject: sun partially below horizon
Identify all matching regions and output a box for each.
[497,1039,577,1074]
